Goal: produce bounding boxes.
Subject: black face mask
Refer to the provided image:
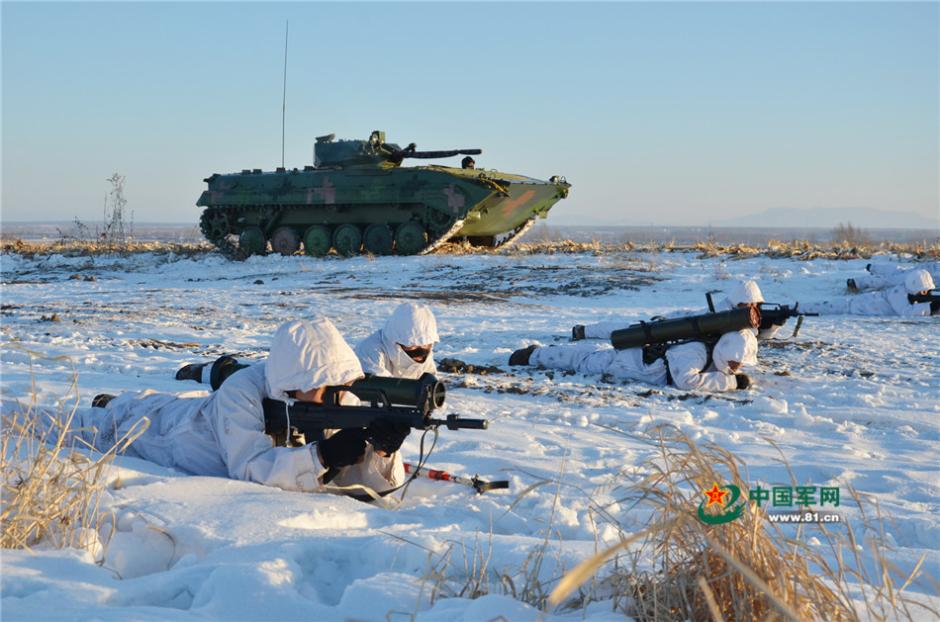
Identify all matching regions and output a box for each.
[400,345,431,363]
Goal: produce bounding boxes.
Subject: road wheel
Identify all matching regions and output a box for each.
[200,209,230,242]
[271,227,301,256]
[395,222,427,255]
[363,224,394,255]
[238,226,266,256]
[303,225,332,257]
[332,224,362,256]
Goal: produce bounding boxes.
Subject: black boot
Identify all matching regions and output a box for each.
[92,394,116,408]
[509,345,538,366]
[175,363,207,382]
[571,325,586,341]
[846,278,858,292]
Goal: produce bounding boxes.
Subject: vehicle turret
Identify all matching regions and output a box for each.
[314,130,482,168]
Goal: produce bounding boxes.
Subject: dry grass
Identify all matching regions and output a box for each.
[4,236,938,261]
[1,238,213,258]
[430,238,940,260]
[549,425,937,621]
[1,364,148,551]
[405,460,573,613]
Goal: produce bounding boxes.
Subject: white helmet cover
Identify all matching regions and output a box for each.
[728,280,765,305]
[712,330,750,374]
[381,303,440,347]
[265,318,363,401]
[904,269,935,294]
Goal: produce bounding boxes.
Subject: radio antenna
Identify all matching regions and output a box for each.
[281,20,289,168]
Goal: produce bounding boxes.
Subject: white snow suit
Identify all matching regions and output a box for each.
[69,318,405,493]
[803,270,935,317]
[852,261,940,292]
[529,330,754,393]
[355,303,439,379]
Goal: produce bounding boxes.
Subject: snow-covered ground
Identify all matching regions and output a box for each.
[1,249,938,621]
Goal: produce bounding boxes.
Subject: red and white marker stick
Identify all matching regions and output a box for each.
[403,462,509,494]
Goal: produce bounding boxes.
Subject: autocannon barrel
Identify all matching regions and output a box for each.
[610,307,760,350]
[405,148,483,159]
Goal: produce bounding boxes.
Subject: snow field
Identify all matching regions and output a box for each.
[1,249,938,620]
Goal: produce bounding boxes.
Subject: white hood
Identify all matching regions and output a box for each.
[727,280,765,305]
[904,269,935,294]
[380,303,440,348]
[712,330,751,374]
[378,303,440,377]
[265,318,363,401]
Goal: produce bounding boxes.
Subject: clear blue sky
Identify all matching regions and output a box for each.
[2,2,937,227]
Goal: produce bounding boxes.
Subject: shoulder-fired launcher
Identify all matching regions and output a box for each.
[610,307,760,351]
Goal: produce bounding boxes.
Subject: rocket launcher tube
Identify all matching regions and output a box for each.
[610,307,760,351]
[346,372,445,414]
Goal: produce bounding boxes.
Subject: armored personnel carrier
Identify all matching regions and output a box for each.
[196,131,570,256]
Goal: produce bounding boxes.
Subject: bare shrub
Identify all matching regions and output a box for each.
[52,173,136,254]
[831,221,869,246]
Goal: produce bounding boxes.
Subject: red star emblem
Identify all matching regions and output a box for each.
[704,483,729,507]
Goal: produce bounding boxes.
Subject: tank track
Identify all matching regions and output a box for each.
[493,217,536,250]
[199,207,246,259]
[419,218,466,256]
[199,207,475,257]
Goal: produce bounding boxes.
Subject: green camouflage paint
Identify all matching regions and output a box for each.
[196,130,570,256]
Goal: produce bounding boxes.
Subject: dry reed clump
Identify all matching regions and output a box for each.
[5,236,937,261]
[1,238,214,259]
[549,425,936,621]
[1,394,148,551]
[500,239,940,261]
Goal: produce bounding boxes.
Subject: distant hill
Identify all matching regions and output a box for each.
[713,207,938,230]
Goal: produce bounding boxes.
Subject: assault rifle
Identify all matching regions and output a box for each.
[704,293,817,338]
[908,291,940,315]
[758,303,818,338]
[262,373,491,491]
[908,290,940,304]
[261,373,487,447]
